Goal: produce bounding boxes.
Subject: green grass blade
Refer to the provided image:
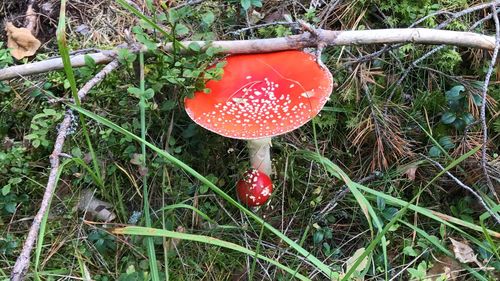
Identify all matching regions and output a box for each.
[137,51,160,281]
[68,104,336,278]
[56,0,102,185]
[113,226,311,281]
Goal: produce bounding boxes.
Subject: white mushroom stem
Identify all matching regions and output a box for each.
[247,137,273,175]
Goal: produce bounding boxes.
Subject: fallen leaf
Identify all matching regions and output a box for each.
[77,189,116,222]
[405,166,418,181]
[5,22,41,60]
[449,238,477,264]
[345,247,370,275]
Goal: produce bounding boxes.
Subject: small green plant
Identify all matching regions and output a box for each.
[0,42,13,93]
[450,196,475,223]
[239,0,262,11]
[440,85,476,130]
[407,260,429,280]
[0,234,18,256]
[88,229,116,255]
[24,108,63,148]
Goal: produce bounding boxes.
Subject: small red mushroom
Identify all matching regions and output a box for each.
[236,169,273,207]
[185,50,333,175]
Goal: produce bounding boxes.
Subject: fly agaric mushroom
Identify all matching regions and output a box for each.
[236,169,273,207]
[184,50,333,175]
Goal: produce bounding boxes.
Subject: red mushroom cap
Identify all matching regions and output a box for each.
[185,50,333,139]
[236,169,273,207]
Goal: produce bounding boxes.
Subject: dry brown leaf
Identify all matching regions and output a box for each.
[449,238,477,264]
[405,166,418,181]
[5,22,41,60]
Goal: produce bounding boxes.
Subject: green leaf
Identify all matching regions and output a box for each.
[199,184,209,194]
[240,0,251,10]
[462,113,474,125]
[33,139,41,148]
[438,136,455,150]
[188,42,201,52]
[377,196,386,211]
[445,85,465,101]
[429,146,441,157]
[5,202,16,213]
[1,184,11,196]
[117,48,137,64]
[313,231,324,244]
[403,246,418,257]
[441,112,456,124]
[143,88,155,99]
[201,11,215,26]
[84,55,96,68]
[8,178,22,185]
[24,133,38,140]
[251,0,263,7]
[472,94,483,106]
[175,24,189,36]
[127,87,143,98]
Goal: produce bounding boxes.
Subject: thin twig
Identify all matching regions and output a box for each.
[10,59,120,281]
[480,5,500,201]
[423,155,500,224]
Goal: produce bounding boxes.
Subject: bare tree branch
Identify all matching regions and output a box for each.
[480,5,500,201]
[10,60,120,281]
[0,28,496,81]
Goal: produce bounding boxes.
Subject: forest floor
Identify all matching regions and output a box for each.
[0,0,499,280]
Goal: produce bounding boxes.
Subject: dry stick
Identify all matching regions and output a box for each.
[351,0,500,65]
[0,28,497,81]
[423,155,500,224]
[481,5,500,201]
[10,60,120,281]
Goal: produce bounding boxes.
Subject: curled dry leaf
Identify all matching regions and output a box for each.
[5,22,41,60]
[405,165,418,181]
[449,238,479,264]
[77,189,116,222]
